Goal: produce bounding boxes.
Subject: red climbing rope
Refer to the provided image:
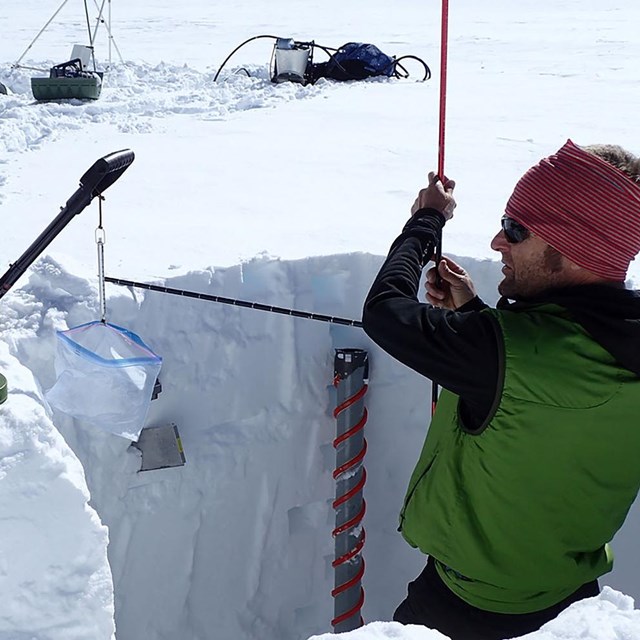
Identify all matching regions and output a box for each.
[331,375,368,629]
[433,0,451,414]
[331,583,365,628]
[438,0,450,180]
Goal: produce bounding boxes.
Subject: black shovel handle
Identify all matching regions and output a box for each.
[0,149,135,300]
[80,149,135,199]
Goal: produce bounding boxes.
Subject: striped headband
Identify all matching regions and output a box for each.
[505,139,640,280]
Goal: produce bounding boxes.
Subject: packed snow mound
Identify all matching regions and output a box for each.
[525,587,640,639]
[309,620,448,639]
[0,60,341,159]
[307,588,640,640]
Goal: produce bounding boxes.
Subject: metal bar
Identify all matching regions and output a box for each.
[83,0,93,47]
[13,0,72,67]
[108,0,112,65]
[104,277,364,328]
[91,0,124,65]
[96,197,107,322]
[91,0,107,46]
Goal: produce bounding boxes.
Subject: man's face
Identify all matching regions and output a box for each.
[491,224,565,300]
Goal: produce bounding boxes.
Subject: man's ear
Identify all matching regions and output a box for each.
[562,254,609,284]
[562,256,583,273]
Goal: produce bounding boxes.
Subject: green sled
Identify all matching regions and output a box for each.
[31,75,102,101]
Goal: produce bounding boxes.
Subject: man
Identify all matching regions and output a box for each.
[362,139,640,640]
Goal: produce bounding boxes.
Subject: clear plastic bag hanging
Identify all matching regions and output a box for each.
[45,321,162,441]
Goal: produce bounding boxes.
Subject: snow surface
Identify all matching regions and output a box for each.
[1,0,640,639]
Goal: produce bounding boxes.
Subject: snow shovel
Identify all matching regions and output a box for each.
[0,149,135,405]
[0,149,134,299]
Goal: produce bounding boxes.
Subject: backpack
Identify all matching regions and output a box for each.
[311,42,396,82]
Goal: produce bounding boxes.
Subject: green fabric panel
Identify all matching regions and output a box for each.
[399,303,640,613]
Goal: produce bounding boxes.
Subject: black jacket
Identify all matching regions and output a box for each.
[362,209,640,431]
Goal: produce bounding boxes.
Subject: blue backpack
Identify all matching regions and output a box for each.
[312,42,397,81]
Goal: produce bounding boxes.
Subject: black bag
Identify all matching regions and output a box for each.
[312,42,396,81]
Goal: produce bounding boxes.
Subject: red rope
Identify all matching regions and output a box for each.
[332,468,367,509]
[433,0,450,415]
[333,384,368,418]
[331,558,366,597]
[333,409,367,448]
[332,529,366,568]
[438,0,450,180]
[333,439,367,479]
[332,499,366,537]
[331,587,365,628]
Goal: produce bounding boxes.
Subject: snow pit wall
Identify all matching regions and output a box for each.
[2,251,639,640]
[0,342,115,640]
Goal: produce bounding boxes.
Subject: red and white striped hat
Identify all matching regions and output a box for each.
[505,139,640,280]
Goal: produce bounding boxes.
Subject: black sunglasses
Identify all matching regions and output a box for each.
[501,216,530,244]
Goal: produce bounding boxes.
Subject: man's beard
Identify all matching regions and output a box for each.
[498,246,564,300]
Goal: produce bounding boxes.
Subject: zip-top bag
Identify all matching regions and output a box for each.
[45,321,162,441]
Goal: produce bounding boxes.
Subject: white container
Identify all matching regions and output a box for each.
[274,46,310,83]
[69,44,93,70]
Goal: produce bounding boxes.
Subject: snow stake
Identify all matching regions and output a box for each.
[332,349,368,633]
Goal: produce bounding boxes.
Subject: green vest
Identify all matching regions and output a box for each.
[399,303,640,613]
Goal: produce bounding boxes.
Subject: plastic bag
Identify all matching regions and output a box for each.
[45,321,162,441]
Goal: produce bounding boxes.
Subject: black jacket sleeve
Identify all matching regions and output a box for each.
[362,209,501,430]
